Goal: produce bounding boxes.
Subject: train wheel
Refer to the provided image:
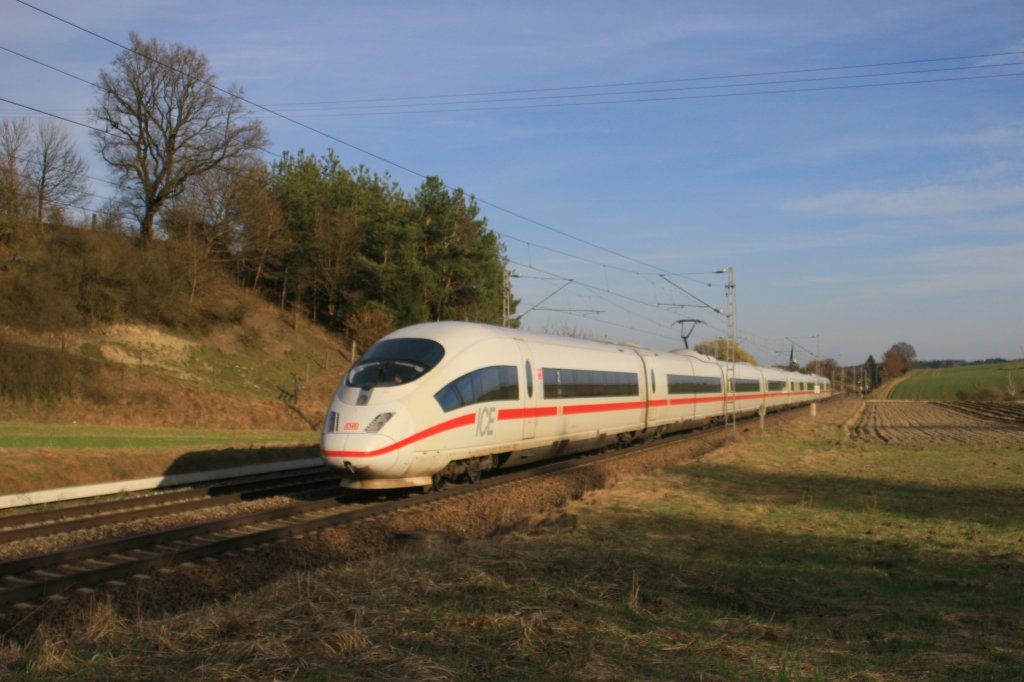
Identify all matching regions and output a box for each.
[430,473,446,492]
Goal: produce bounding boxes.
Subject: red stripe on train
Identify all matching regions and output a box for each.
[498,407,559,420]
[563,401,647,415]
[322,413,475,459]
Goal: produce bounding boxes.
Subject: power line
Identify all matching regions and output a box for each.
[2,179,114,216]
[499,232,652,276]
[262,50,1024,106]
[0,95,109,137]
[256,61,1024,114]
[13,151,119,190]
[257,71,1024,117]
[0,44,96,88]
[507,257,703,338]
[508,258,672,317]
[0,43,286,162]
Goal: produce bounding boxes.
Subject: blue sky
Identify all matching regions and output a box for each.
[2,0,1022,365]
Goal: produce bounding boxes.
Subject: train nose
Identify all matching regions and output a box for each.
[320,431,400,476]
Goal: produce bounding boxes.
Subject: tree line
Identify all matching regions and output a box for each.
[0,33,514,342]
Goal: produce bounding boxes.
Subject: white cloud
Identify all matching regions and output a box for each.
[784,184,1024,216]
[797,122,1024,165]
[905,241,1024,268]
[856,243,1024,297]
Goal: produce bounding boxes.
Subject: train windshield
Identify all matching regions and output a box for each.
[346,338,445,389]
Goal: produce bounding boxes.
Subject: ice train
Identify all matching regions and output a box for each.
[320,322,830,489]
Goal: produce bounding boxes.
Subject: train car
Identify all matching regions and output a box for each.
[320,321,829,490]
[653,349,727,429]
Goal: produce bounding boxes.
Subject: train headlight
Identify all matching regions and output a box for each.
[365,412,394,433]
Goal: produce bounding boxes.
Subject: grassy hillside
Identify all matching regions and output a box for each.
[0,284,353,431]
[889,362,1024,401]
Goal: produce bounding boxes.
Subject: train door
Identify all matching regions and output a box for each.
[631,349,652,430]
[514,339,538,440]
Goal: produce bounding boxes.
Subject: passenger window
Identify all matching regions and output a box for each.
[434,365,519,413]
[526,360,533,398]
[650,369,656,394]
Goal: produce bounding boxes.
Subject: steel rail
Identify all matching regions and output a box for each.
[0,471,344,540]
[0,465,332,527]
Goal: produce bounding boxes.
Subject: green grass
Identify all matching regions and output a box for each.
[0,421,318,450]
[0,422,321,494]
[889,362,1024,400]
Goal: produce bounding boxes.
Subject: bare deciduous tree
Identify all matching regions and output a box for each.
[91,32,267,242]
[26,120,89,230]
[0,118,31,222]
[163,158,263,317]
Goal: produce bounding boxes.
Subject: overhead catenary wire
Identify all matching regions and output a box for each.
[259,50,1024,106]
[10,49,1021,118]
[253,60,1024,115]
[507,258,701,337]
[266,71,1024,117]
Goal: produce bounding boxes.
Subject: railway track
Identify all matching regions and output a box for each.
[0,426,724,610]
[0,466,341,544]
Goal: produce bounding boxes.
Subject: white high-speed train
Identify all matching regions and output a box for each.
[320,322,830,489]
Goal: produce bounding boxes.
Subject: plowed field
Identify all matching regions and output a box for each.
[850,400,1024,446]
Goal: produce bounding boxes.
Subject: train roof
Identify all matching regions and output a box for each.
[382,321,650,356]
[668,349,718,362]
[380,322,832,383]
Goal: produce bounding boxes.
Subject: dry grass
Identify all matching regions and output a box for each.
[4,399,1020,680]
[0,443,318,494]
[0,290,349,433]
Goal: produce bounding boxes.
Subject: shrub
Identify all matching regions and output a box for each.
[956,385,1004,402]
[0,339,95,402]
[344,305,396,355]
[0,225,239,332]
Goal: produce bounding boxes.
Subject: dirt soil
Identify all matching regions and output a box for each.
[849,400,1024,446]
